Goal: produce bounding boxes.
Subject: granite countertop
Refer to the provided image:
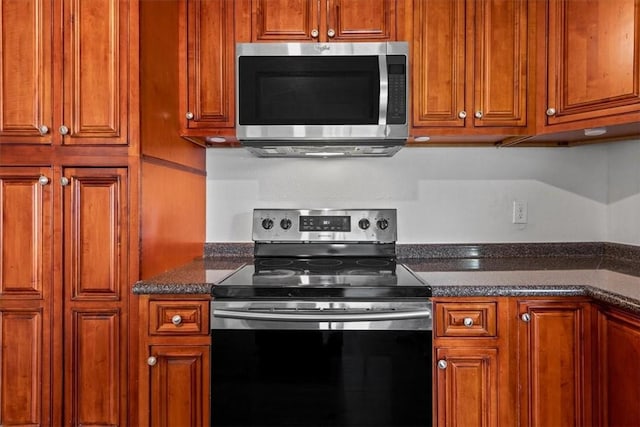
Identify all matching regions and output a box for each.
[132,243,640,314]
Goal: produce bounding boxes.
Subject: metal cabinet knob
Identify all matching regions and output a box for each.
[474,111,483,119]
[186,112,194,120]
[38,176,50,186]
[437,359,448,370]
[327,29,336,38]
[311,29,319,38]
[521,313,531,322]
[147,356,157,366]
[463,317,474,327]
[59,125,69,135]
[546,108,557,116]
[458,111,467,119]
[171,315,183,326]
[38,125,49,135]
[60,177,70,186]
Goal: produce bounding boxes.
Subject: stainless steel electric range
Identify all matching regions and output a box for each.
[211,209,433,427]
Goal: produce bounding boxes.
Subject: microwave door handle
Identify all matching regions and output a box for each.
[378,55,388,126]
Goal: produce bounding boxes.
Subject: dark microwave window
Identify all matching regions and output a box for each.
[239,56,380,125]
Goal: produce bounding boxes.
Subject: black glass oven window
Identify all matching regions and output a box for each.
[211,330,432,427]
[239,56,380,125]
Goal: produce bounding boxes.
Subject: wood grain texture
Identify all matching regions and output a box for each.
[0,0,53,143]
[544,0,640,127]
[517,299,593,427]
[140,160,205,279]
[597,307,640,426]
[63,0,129,144]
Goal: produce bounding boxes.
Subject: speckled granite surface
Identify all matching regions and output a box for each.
[134,242,640,313]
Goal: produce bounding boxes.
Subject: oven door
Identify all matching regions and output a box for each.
[211,300,432,427]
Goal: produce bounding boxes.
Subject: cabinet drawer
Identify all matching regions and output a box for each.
[435,302,497,337]
[149,300,209,335]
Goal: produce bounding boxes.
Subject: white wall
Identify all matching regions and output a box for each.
[607,139,640,246]
[206,144,617,244]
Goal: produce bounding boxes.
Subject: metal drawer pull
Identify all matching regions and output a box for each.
[437,360,448,370]
[213,308,432,322]
[171,315,183,325]
[463,317,474,327]
[521,313,531,322]
[147,356,157,366]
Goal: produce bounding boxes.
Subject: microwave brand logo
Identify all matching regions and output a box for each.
[314,44,331,53]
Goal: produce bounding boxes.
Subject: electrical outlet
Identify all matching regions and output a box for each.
[512,201,528,224]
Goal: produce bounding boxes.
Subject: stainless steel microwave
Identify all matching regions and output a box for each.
[236,42,409,157]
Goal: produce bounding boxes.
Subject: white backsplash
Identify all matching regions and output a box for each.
[206,139,640,246]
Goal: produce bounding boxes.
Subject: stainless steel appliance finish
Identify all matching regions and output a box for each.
[210,208,432,427]
[212,300,432,330]
[235,42,409,158]
[252,208,397,243]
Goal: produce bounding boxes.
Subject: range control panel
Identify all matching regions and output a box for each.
[252,209,397,243]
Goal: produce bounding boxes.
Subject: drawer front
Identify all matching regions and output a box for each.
[149,300,209,335]
[436,302,497,337]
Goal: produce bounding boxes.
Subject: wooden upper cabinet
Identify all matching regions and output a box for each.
[0,0,129,145]
[0,0,53,143]
[544,0,640,127]
[252,0,319,41]
[62,0,129,145]
[183,0,235,132]
[251,0,398,42]
[411,0,529,136]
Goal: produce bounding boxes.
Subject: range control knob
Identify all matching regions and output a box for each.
[377,218,389,230]
[280,218,292,230]
[358,218,370,230]
[261,218,274,230]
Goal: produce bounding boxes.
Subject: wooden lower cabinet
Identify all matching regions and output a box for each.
[0,166,130,426]
[597,306,640,426]
[62,167,130,426]
[516,298,593,427]
[0,168,53,426]
[433,297,515,427]
[148,345,210,427]
[435,347,499,426]
[139,295,211,427]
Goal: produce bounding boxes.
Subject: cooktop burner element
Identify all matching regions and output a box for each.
[213,209,431,299]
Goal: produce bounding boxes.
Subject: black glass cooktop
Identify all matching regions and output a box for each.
[213,257,431,299]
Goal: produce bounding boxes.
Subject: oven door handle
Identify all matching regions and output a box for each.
[213,308,432,322]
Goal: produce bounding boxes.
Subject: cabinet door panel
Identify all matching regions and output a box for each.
[63,0,128,144]
[0,0,52,143]
[328,0,395,41]
[473,0,528,127]
[546,0,640,124]
[0,309,44,426]
[252,0,318,41]
[62,167,128,426]
[597,309,640,426]
[63,167,128,301]
[185,0,235,129]
[435,347,498,427]
[518,301,592,427]
[412,0,466,127]
[66,309,124,426]
[0,168,52,299]
[149,346,210,427]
